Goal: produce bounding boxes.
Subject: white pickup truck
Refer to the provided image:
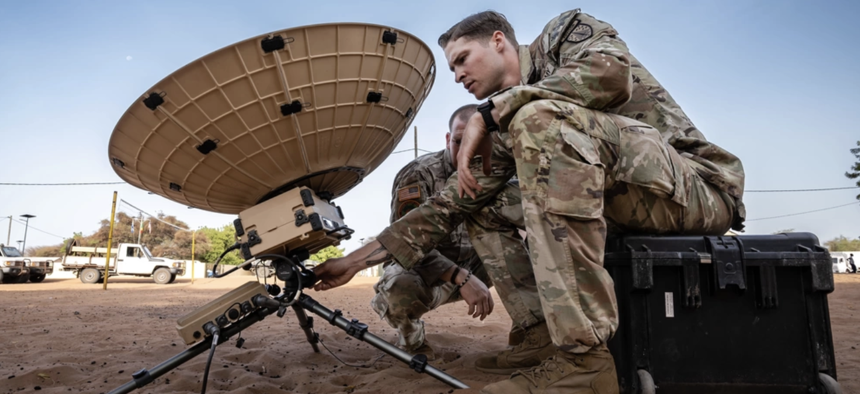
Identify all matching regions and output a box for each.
[61,240,185,284]
[0,244,56,283]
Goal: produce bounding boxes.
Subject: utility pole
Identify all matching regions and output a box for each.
[20,214,35,255]
[6,216,11,245]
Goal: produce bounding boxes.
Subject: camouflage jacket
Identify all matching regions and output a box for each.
[389,149,480,284]
[377,9,745,269]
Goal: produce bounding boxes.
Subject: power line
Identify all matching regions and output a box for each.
[8,217,66,239]
[746,201,860,222]
[0,182,124,186]
[747,186,859,193]
[118,199,191,232]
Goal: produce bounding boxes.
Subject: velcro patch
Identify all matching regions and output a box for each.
[397,200,420,219]
[567,23,593,43]
[398,185,421,201]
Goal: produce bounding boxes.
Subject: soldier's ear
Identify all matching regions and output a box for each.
[446,132,450,145]
[492,31,506,52]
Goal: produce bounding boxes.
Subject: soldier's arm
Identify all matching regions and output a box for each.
[388,158,459,283]
[377,142,516,270]
[492,15,633,130]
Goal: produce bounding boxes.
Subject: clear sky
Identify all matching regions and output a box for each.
[1,0,859,254]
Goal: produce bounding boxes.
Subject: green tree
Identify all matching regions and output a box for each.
[201,225,243,265]
[309,245,345,264]
[845,141,860,199]
[824,235,860,251]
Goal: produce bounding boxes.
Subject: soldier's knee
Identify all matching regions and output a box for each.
[509,100,572,138]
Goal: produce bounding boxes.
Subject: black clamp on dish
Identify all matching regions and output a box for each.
[409,354,428,373]
[132,369,153,388]
[281,100,304,116]
[345,318,368,340]
[261,35,285,53]
[142,92,165,110]
[382,31,397,45]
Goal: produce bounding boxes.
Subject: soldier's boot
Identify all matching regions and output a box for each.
[397,320,437,361]
[479,345,619,394]
[407,341,437,361]
[508,323,526,346]
[475,321,555,375]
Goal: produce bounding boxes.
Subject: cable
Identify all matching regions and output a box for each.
[747,186,860,193]
[746,201,860,222]
[201,330,219,394]
[118,199,190,231]
[0,182,124,186]
[312,327,387,368]
[8,218,65,239]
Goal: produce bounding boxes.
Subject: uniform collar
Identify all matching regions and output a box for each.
[518,45,533,85]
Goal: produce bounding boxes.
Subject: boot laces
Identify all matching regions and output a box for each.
[518,355,567,385]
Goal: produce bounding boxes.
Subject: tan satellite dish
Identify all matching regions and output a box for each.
[108,23,436,214]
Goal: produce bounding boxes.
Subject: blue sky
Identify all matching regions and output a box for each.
[1,0,859,253]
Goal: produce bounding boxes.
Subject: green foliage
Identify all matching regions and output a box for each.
[309,245,345,264]
[201,225,243,265]
[824,235,860,252]
[845,141,860,199]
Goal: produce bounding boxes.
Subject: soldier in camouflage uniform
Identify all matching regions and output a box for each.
[371,104,491,358]
[373,104,546,359]
[315,8,745,394]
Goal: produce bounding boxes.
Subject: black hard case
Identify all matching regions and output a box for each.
[604,233,838,394]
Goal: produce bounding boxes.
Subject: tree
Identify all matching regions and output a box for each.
[824,235,860,251]
[201,225,243,265]
[309,245,345,264]
[845,141,860,199]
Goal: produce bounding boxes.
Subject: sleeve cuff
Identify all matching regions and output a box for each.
[377,227,422,270]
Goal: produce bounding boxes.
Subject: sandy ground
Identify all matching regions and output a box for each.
[1,273,858,394]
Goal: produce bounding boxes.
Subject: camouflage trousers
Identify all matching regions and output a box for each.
[370,258,489,350]
[465,181,545,329]
[497,99,736,353]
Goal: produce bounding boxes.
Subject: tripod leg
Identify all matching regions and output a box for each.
[297,294,469,389]
[291,304,320,353]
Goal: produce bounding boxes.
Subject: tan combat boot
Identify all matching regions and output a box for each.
[475,321,556,375]
[479,345,619,394]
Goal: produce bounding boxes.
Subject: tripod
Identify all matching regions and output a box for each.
[109,263,468,393]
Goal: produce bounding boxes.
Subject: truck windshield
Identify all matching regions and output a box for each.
[142,246,154,259]
[2,246,22,257]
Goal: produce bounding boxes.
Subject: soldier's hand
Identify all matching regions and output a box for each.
[457,112,494,200]
[312,257,360,291]
[457,272,494,321]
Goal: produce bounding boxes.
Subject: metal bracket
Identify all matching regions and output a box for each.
[246,230,262,247]
[233,218,245,237]
[345,318,368,340]
[707,237,746,290]
[295,209,309,226]
[409,354,428,373]
[300,189,315,206]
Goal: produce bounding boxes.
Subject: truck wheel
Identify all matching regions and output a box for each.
[168,274,177,283]
[80,268,101,284]
[153,268,171,284]
[637,369,656,394]
[16,273,31,284]
[819,373,843,394]
[29,274,46,283]
[0,271,3,283]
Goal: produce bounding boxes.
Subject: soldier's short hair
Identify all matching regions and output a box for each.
[448,104,478,132]
[438,11,518,49]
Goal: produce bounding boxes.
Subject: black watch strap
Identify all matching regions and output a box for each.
[477,100,499,133]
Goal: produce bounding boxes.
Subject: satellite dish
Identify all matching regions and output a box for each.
[108,23,435,214]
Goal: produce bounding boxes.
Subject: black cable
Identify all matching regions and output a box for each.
[211,243,241,278]
[312,327,387,368]
[201,331,219,394]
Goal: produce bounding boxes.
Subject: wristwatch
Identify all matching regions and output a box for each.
[477,99,499,133]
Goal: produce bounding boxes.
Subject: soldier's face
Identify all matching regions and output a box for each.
[447,116,468,167]
[444,36,506,100]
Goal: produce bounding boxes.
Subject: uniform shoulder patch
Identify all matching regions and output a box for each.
[397,184,421,202]
[566,23,593,44]
[397,200,420,219]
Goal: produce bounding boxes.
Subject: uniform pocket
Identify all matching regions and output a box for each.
[614,124,676,200]
[544,120,605,219]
